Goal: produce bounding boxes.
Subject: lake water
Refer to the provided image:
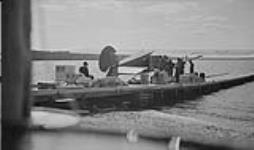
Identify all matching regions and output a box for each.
[16,131,168,150]
[32,59,254,148]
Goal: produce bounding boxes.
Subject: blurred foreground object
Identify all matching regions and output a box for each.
[2,0,32,129]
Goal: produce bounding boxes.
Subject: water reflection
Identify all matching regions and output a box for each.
[20,131,168,150]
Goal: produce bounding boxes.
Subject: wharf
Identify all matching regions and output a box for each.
[32,73,254,111]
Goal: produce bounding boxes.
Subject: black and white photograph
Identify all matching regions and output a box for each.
[2,0,254,150]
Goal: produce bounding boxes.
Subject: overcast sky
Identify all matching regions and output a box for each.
[32,0,254,53]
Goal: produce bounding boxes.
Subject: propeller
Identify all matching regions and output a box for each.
[99,45,118,72]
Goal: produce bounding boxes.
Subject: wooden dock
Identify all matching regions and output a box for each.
[32,73,254,112]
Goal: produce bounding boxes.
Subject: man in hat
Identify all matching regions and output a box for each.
[79,61,94,80]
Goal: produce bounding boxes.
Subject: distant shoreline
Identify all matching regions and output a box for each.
[32,50,254,61]
[32,50,127,61]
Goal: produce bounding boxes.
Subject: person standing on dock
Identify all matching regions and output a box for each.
[189,60,194,74]
[179,58,185,75]
[174,58,185,82]
[79,61,94,80]
[175,58,185,75]
[174,58,181,82]
[166,58,174,77]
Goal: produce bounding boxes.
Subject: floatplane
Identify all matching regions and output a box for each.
[99,45,202,78]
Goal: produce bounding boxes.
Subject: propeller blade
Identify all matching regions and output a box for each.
[99,45,118,72]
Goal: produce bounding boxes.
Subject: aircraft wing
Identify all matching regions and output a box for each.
[164,54,254,60]
[156,54,203,61]
[200,54,254,60]
[119,50,153,67]
[118,67,147,75]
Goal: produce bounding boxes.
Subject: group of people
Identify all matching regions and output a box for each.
[151,56,194,83]
[173,57,194,82]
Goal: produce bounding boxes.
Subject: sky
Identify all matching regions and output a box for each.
[32,0,254,53]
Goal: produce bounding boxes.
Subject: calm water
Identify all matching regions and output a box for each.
[32,59,254,144]
[17,131,168,150]
[163,81,254,136]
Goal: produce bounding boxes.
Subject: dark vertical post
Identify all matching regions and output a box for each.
[2,0,31,128]
[148,55,153,71]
